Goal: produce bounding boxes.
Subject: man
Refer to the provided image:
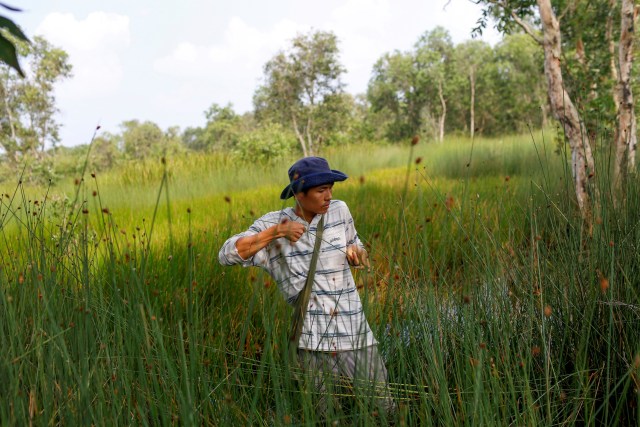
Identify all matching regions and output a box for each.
[218,156,395,418]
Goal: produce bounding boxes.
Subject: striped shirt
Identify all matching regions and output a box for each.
[218,199,377,351]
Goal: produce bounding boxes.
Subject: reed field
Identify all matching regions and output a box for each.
[1,131,639,426]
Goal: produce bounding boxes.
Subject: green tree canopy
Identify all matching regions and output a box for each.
[119,120,183,160]
[0,35,71,165]
[254,30,349,156]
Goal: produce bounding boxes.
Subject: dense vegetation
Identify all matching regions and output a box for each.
[0,133,638,425]
[3,28,551,183]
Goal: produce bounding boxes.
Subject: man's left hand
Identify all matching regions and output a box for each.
[346,244,370,269]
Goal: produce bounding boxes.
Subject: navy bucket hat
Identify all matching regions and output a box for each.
[280,157,347,200]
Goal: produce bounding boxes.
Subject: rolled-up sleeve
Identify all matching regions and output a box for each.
[218,215,275,267]
[218,232,254,266]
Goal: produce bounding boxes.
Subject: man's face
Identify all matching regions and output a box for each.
[295,183,334,216]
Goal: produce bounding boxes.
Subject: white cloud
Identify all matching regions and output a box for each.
[331,0,391,32]
[35,12,131,98]
[153,16,302,77]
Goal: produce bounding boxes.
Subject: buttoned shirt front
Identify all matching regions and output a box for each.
[218,200,377,351]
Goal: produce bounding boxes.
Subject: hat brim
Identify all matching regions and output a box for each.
[280,170,348,199]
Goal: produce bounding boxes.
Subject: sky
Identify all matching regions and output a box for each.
[12,0,501,147]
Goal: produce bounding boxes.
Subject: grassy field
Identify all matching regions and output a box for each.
[1,131,638,426]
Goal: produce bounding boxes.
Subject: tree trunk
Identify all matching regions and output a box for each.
[291,113,309,157]
[437,80,446,143]
[608,0,620,111]
[469,66,476,139]
[0,80,19,164]
[305,115,315,156]
[614,0,638,191]
[538,0,596,220]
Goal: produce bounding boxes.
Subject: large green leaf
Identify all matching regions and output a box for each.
[0,32,24,76]
[0,15,28,42]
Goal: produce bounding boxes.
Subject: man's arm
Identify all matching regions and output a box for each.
[227,219,307,261]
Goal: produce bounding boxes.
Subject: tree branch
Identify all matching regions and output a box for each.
[509,9,543,45]
[485,0,543,45]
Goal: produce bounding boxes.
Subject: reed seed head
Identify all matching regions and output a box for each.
[544,305,552,317]
[599,276,609,293]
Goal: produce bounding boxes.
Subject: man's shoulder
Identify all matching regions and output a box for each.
[329,199,347,209]
[328,199,350,215]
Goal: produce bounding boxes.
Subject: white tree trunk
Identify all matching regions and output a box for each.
[614,0,638,188]
[469,66,476,139]
[538,0,596,219]
[438,80,446,143]
[291,113,309,157]
[0,79,19,163]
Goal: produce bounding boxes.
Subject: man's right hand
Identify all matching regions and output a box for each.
[277,219,306,242]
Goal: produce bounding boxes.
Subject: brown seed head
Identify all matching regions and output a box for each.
[415,157,422,164]
[411,135,420,145]
[224,196,231,203]
[532,346,541,357]
[544,305,552,317]
[445,195,455,210]
[599,276,609,293]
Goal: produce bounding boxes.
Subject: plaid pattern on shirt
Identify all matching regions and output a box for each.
[218,200,377,351]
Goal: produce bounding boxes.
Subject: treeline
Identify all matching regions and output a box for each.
[0,25,608,182]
